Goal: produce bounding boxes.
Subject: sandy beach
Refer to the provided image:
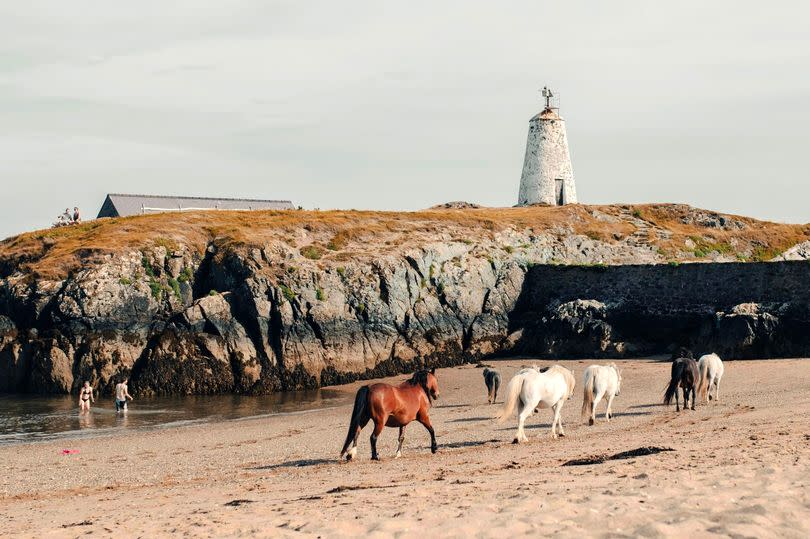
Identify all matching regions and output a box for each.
[2,357,809,538]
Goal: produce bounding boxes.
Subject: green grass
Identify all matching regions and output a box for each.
[280,284,296,302]
[689,236,736,259]
[141,255,156,278]
[168,277,181,299]
[300,245,324,260]
[751,245,783,262]
[148,279,163,300]
[178,267,193,283]
[316,288,326,301]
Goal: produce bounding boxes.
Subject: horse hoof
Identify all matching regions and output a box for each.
[588,418,594,426]
[512,438,520,444]
[371,455,380,461]
[558,432,566,437]
[431,447,438,454]
[394,452,401,459]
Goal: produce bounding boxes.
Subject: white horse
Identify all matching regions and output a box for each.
[697,353,724,403]
[581,363,622,426]
[498,365,576,443]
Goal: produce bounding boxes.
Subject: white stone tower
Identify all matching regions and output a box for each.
[517,87,577,206]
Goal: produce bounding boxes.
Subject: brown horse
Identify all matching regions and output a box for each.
[340,369,440,461]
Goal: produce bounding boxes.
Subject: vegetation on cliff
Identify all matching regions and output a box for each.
[1,204,808,281]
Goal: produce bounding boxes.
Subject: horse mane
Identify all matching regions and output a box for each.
[406,370,433,403]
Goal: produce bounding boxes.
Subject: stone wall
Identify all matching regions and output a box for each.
[521,262,810,308]
[510,261,810,359]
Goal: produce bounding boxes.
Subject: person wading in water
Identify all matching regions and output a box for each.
[78,381,94,412]
[114,378,134,412]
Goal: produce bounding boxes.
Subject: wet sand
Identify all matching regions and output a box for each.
[2,358,809,538]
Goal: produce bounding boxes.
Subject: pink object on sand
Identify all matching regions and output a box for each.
[62,449,80,455]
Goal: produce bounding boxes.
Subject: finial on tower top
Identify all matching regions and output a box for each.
[541,86,554,109]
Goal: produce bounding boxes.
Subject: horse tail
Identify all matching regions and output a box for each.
[663,361,683,406]
[497,373,525,423]
[340,386,370,458]
[581,369,595,420]
[697,356,710,400]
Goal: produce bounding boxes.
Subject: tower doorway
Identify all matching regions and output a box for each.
[555,179,565,205]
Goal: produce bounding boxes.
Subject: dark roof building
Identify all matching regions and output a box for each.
[97,194,295,218]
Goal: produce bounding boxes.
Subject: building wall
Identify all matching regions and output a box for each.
[517,113,577,206]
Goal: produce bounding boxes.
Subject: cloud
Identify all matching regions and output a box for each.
[1,1,808,239]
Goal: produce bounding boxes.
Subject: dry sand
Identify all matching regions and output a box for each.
[1,358,809,538]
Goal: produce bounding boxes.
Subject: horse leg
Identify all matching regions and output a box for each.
[548,403,557,438]
[592,389,605,425]
[369,418,385,461]
[553,401,566,438]
[606,393,615,422]
[675,384,680,412]
[690,386,696,410]
[514,402,532,444]
[347,413,371,461]
[395,426,406,458]
[416,411,437,454]
[715,378,721,402]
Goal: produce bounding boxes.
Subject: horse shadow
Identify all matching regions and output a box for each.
[496,422,552,431]
[248,458,333,470]
[448,416,495,423]
[436,404,471,409]
[442,439,501,449]
[612,411,653,418]
[628,403,664,409]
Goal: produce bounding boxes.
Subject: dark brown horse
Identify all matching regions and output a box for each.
[663,357,700,411]
[340,369,440,461]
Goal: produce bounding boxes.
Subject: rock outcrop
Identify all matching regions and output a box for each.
[1,204,809,395]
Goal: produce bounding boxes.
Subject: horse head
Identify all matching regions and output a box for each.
[409,368,440,403]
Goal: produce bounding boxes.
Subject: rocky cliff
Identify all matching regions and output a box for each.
[1,204,808,395]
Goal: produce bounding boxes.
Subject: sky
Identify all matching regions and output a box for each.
[1,1,808,239]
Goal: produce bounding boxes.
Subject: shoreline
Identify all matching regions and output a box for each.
[3,357,809,537]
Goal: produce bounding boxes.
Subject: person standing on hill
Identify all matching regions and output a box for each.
[114,378,133,412]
